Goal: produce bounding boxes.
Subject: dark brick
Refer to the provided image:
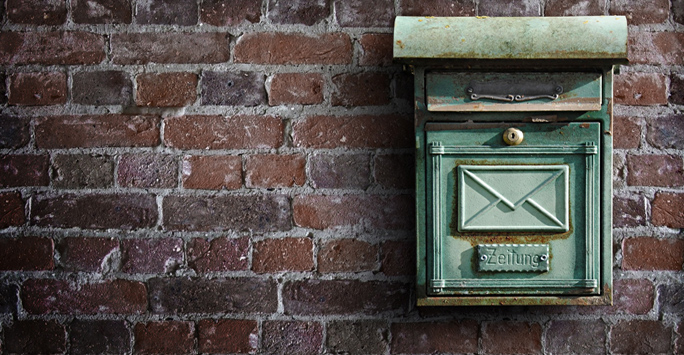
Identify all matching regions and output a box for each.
[381,240,413,276]
[546,320,606,354]
[118,153,177,188]
[611,320,672,354]
[267,0,329,25]
[252,237,314,273]
[545,0,604,15]
[395,71,414,102]
[627,155,684,187]
[269,73,323,105]
[36,115,160,148]
[629,32,684,66]
[52,154,115,189]
[70,320,130,355]
[234,32,352,64]
[164,194,291,232]
[677,321,684,355]
[614,116,641,149]
[73,71,132,105]
[672,75,684,104]
[0,72,5,105]
[31,193,158,230]
[21,279,147,314]
[331,72,390,106]
[0,237,53,271]
[659,283,684,315]
[148,277,278,314]
[58,237,119,272]
[310,153,370,189]
[0,116,29,149]
[134,321,194,355]
[136,72,197,107]
[136,0,198,25]
[0,31,105,65]
[7,0,66,25]
[283,279,408,315]
[0,283,18,314]
[121,238,183,274]
[9,71,66,106]
[375,153,414,189]
[359,33,393,67]
[200,0,261,26]
[652,192,684,228]
[400,0,476,16]
[646,114,684,150]
[72,0,132,24]
[294,194,413,230]
[0,192,25,228]
[201,71,266,106]
[0,155,49,188]
[318,239,377,273]
[677,0,684,25]
[188,237,249,272]
[112,32,230,64]
[613,278,655,314]
[623,237,684,271]
[3,320,66,354]
[479,0,540,16]
[182,155,242,190]
[613,195,647,227]
[198,319,258,354]
[610,0,669,24]
[391,321,478,354]
[263,321,323,355]
[293,115,412,149]
[482,321,542,355]
[335,0,394,27]
[327,321,388,354]
[164,115,283,149]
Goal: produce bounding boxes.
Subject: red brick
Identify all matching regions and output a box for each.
[136,0,197,25]
[652,192,684,228]
[381,240,414,276]
[391,321,478,354]
[263,320,323,355]
[646,114,684,150]
[245,154,306,188]
[136,72,197,107]
[31,193,158,230]
[253,237,313,273]
[479,0,540,16]
[546,320,606,354]
[182,155,242,190]
[310,153,370,189]
[610,0,669,24]
[21,279,147,314]
[0,31,105,65]
[623,237,684,271]
[134,321,195,355]
[0,237,53,271]
[2,320,66,354]
[58,237,118,272]
[0,192,25,228]
[334,0,394,27]
[111,32,230,64]
[374,153,414,189]
[318,239,377,273]
[70,320,130,355]
[0,116,30,149]
[200,0,261,26]
[52,154,115,189]
[327,320,388,354]
[359,33,393,67]
[121,238,183,274]
[544,0,604,15]
[331,72,390,106]
[73,71,132,105]
[187,237,249,272]
[234,32,352,64]
[7,0,67,24]
[614,116,641,149]
[163,194,291,232]
[9,71,66,105]
[269,73,323,105]
[283,279,408,315]
[35,115,160,148]
[482,321,542,355]
[72,0,132,24]
[164,115,283,149]
[0,155,49,188]
[627,155,684,187]
[400,0,476,16]
[613,195,647,227]
[118,153,177,188]
[614,73,668,105]
[292,115,412,149]
[201,71,266,106]
[629,32,684,65]
[614,278,655,314]
[294,194,413,230]
[198,319,258,354]
[611,320,672,354]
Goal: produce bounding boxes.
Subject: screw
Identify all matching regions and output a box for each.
[480,255,488,261]
[540,255,548,261]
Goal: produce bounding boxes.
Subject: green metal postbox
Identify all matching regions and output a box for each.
[394,16,628,306]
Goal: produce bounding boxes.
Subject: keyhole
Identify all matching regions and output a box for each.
[503,127,523,145]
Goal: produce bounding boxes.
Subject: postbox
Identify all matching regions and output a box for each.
[394,16,628,306]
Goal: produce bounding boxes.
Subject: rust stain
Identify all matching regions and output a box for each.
[579,123,590,128]
[395,40,405,49]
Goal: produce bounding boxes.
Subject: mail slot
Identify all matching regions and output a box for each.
[394,16,628,306]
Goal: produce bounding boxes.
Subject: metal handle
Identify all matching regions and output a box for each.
[467,81,563,102]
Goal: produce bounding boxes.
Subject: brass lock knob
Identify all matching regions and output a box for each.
[503,127,524,146]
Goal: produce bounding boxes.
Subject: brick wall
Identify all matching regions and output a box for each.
[0,0,682,354]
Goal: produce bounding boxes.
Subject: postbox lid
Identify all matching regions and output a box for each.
[393,16,628,64]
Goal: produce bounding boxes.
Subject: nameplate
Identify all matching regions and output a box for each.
[477,244,549,272]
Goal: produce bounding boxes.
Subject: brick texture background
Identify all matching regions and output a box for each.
[0,1,682,354]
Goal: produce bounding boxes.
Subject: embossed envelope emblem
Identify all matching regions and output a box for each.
[458,165,569,232]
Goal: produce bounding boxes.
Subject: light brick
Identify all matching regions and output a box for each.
[35,115,160,148]
[482,321,543,355]
[164,115,283,149]
[334,0,394,27]
[245,154,306,188]
[112,32,230,64]
[121,238,183,274]
[546,320,606,354]
[318,239,377,273]
[198,319,258,354]
[269,73,323,105]
[136,0,197,25]
[52,154,115,189]
[610,0,669,24]
[58,237,119,272]
[136,72,197,107]
[263,321,323,355]
[400,0,476,16]
[310,153,371,189]
[253,238,314,273]
[292,115,412,149]
[200,0,261,26]
[294,194,413,230]
[201,71,266,106]
[614,73,668,106]
[646,114,684,150]
[652,193,684,228]
[545,0,604,15]
[626,155,684,187]
[267,0,329,25]
[479,0,540,16]
[72,0,132,23]
[623,237,684,271]
[0,32,105,65]
[235,32,352,64]
[613,195,647,227]
[187,237,249,272]
[182,155,242,190]
[118,153,177,188]
[614,116,641,149]
[629,32,684,65]
[9,71,66,106]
